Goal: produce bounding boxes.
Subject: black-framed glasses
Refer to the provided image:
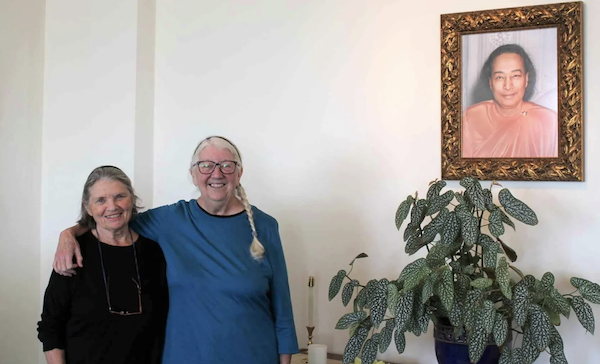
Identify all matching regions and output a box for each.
[193,160,238,174]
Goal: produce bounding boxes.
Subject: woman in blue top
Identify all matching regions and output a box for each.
[53,136,299,364]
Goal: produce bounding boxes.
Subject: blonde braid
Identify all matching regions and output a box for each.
[237,184,265,260]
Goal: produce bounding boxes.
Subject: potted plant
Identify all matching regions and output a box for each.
[329,177,600,364]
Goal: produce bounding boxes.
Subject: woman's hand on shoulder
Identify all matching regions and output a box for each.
[52,226,85,276]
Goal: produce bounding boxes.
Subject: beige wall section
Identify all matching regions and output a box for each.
[0,0,45,363]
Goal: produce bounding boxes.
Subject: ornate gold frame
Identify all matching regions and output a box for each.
[441,2,583,181]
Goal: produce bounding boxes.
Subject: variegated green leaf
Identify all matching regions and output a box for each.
[548,326,568,364]
[399,258,431,292]
[521,326,541,363]
[482,188,494,210]
[441,211,460,245]
[436,268,454,312]
[336,311,367,330]
[513,283,531,326]
[394,329,406,354]
[360,338,378,364]
[422,208,449,243]
[410,199,428,227]
[365,279,378,309]
[488,208,505,238]
[528,303,552,350]
[578,282,600,304]
[348,322,360,338]
[496,257,512,300]
[464,289,484,332]
[428,190,455,216]
[541,272,555,294]
[426,180,446,202]
[498,347,512,364]
[571,277,592,289]
[498,238,518,262]
[342,280,359,307]
[493,313,508,346]
[395,291,414,333]
[370,279,389,328]
[421,275,436,304]
[349,253,368,266]
[545,306,562,326]
[329,270,347,301]
[468,326,488,363]
[403,222,418,242]
[460,177,486,210]
[387,283,399,316]
[342,327,369,364]
[571,296,595,334]
[455,191,469,206]
[426,242,450,268]
[498,209,515,230]
[498,188,538,226]
[405,233,425,255]
[378,319,394,353]
[395,196,414,230]
[449,296,463,328]
[354,287,367,312]
[471,278,493,289]
[479,234,501,269]
[480,300,496,334]
[548,288,571,318]
[457,209,479,246]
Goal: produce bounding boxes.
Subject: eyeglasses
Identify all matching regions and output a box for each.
[96,229,143,316]
[193,160,238,174]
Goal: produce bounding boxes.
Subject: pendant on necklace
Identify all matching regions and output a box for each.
[521,111,528,116]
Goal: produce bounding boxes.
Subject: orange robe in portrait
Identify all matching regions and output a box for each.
[462,100,558,158]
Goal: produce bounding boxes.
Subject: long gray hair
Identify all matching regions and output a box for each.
[191,136,265,260]
[77,165,142,229]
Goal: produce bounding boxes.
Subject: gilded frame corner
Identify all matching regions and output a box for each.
[440,2,584,181]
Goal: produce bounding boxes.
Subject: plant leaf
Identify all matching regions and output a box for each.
[479,300,496,334]
[499,347,512,364]
[468,326,488,363]
[395,196,414,230]
[498,238,518,262]
[350,253,369,266]
[479,234,501,269]
[528,303,552,351]
[342,327,369,364]
[336,311,367,330]
[403,222,418,242]
[457,208,479,246]
[496,257,512,300]
[428,190,455,216]
[571,277,592,289]
[405,233,425,255]
[436,268,454,312]
[360,338,378,364]
[493,313,508,346]
[394,328,406,354]
[498,188,538,225]
[488,208,505,238]
[354,287,367,312]
[460,177,486,210]
[422,208,449,243]
[513,283,531,326]
[370,279,389,329]
[329,270,347,301]
[398,258,430,292]
[498,209,515,230]
[441,211,460,245]
[387,283,400,316]
[426,180,446,202]
[471,278,493,289]
[342,280,359,307]
[541,272,555,295]
[421,275,436,305]
[548,326,568,364]
[378,319,395,353]
[571,296,595,334]
[410,199,428,227]
[395,291,414,333]
[578,282,600,304]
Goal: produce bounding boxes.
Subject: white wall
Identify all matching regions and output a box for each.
[0,0,45,363]
[154,0,600,363]
[1,0,599,363]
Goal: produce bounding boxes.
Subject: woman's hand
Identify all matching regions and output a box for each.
[52,225,87,276]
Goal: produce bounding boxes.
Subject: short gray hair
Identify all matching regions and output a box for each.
[77,165,142,229]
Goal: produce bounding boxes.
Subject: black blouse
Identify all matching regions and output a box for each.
[38,231,169,364]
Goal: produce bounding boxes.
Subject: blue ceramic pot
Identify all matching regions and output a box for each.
[434,323,507,364]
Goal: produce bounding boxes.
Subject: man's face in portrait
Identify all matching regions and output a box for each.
[488,52,529,109]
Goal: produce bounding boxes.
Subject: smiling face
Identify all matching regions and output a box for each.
[191,145,243,210]
[85,179,133,234]
[489,52,529,110]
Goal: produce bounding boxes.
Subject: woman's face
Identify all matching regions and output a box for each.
[191,145,242,206]
[489,52,529,110]
[86,179,133,233]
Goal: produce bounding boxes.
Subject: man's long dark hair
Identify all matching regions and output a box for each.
[469,44,537,106]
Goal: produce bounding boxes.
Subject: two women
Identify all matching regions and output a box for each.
[52,136,299,364]
[38,166,168,364]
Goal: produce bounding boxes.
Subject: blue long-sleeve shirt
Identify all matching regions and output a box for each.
[131,199,298,364]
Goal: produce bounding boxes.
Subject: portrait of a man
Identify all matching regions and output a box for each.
[461,29,558,159]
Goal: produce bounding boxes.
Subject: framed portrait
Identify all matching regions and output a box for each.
[441,2,584,181]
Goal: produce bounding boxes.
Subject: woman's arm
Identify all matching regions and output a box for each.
[44,349,66,364]
[279,353,291,364]
[53,225,89,276]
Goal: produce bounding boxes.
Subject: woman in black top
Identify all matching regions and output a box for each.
[38,166,168,364]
